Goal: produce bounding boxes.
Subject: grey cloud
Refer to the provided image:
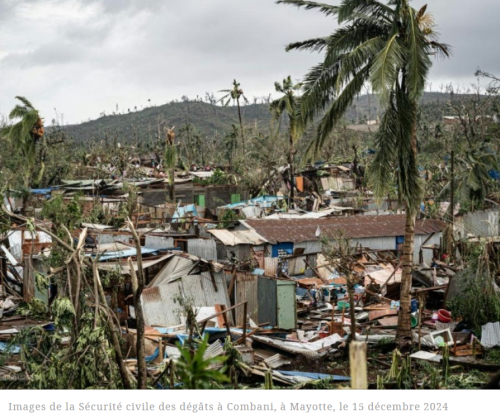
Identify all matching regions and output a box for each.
[0,0,498,123]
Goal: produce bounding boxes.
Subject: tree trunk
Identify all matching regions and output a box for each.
[397,208,416,342]
[93,263,134,389]
[169,169,175,202]
[348,272,357,341]
[289,133,295,210]
[237,99,245,154]
[128,220,147,389]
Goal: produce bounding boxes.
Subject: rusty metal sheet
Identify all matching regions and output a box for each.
[244,215,446,244]
[369,309,398,321]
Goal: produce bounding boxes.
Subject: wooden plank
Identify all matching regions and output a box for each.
[349,341,367,389]
[369,309,398,321]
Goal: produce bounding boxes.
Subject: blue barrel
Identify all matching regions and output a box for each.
[411,299,418,312]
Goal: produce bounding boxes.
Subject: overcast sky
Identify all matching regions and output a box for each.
[0,0,498,124]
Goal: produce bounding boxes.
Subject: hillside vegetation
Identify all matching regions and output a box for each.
[62,92,464,143]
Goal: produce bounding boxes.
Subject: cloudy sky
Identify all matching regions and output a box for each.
[0,0,498,124]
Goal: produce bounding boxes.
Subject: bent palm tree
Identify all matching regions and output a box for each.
[1,96,45,187]
[278,0,450,341]
[270,76,303,208]
[219,80,249,152]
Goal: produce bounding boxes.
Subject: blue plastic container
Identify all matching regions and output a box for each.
[411,299,419,313]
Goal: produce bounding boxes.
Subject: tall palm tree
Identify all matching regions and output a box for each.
[0,96,44,187]
[164,127,177,202]
[223,125,239,165]
[219,80,249,152]
[270,76,303,207]
[278,0,450,341]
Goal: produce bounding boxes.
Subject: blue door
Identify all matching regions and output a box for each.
[272,242,294,258]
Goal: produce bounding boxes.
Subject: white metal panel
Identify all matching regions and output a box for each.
[181,272,232,323]
[148,256,196,286]
[97,234,131,245]
[141,284,184,327]
[187,239,217,262]
[145,235,175,250]
[415,233,441,265]
[294,241,322,255]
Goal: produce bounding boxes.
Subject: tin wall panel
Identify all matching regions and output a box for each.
[277,280,297,329]
[141,284,183,327]
[145,235,175,250]
[188,239,218,262]
[234,273,258,326]
[257,276,277,327]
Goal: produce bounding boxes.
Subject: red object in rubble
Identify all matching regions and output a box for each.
[437,309,452,323]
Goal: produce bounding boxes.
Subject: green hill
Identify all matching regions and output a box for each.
[63,101,274,144]
[62,92,465,144]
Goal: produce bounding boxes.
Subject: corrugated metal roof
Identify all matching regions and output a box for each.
[187,239,218,262]
[98,253,174,275]
[142,271,232,327]
[244,215,446,243]
[142,284,184,327]
[208,229,269,246]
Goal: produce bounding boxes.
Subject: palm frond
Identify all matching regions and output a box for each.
[404,5,432,101]
[338,0,394,24]
[14,96,35,110]
[370,33,404,101]
[276,0,339,17]
[308,64,371,156]
[369,98,399,202]
[286,37,330,52]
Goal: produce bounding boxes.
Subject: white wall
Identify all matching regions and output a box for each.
[454,209,499,238]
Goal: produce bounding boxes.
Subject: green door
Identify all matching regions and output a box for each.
[194,194,206,207]
[277,280,297,329]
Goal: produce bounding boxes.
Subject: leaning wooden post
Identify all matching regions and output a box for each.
[349,341,368,389]
[242,302,248,343]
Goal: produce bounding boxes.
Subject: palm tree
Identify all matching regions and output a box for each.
[219,80,249,152]
[270,76,303,208]
[437,149,499,213]
[0,96,45,188]
[164,127,177,201]
[278,0,450,341]
[223,125,239,165]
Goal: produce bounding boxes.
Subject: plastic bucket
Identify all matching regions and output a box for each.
[411,315,418,328]
[437,309,452,323]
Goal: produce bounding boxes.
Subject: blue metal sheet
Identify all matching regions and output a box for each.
[277,371,350,381]
[93,247,157,261]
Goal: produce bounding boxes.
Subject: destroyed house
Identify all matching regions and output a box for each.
[139,253,230,327]
[240,215,446,265]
